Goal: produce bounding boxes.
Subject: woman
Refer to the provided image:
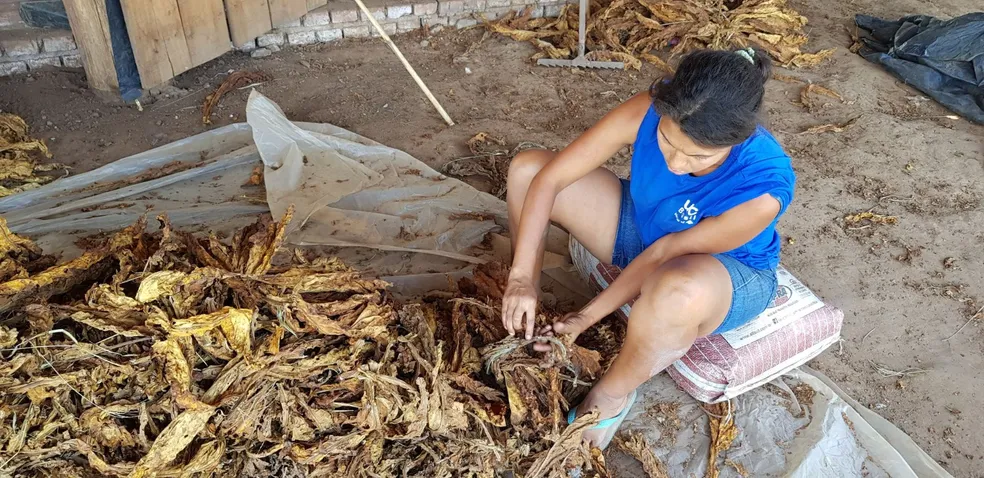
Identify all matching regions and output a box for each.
[502,48,796,448]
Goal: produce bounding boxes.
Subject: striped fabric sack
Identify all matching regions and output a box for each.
[569,238,843,403]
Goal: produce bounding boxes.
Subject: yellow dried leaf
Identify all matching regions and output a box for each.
[640,53,674,72]
[585,50,641,70]
[634,11,664,30]
[162,307,252,341]
[786,48,836,68]
[844,211,898,227]
[705,401,739,478]
[130,406,216,478]
[0,114,66,198]
[487,23,560,41]
[0,324,17,348]
[135,270,189,303]
[805,83,844,101]
[504,374,528,425]
[153,338,207,410]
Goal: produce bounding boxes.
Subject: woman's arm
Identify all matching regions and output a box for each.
[570,194,782,333]
[503,94,651,339]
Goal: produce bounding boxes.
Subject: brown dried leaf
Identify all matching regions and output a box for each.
[844,211,898,227]
[487,0,827,69]
[800,116,860,134]
[799,83,844,110]
[201,71,271,125]
[772,73,805,83]
[614,432,669,478]
[704,401,739,478]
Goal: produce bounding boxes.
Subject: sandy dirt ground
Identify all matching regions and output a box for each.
[1,0,982,474]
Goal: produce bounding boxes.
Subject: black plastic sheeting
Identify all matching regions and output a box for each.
[104,0,142,102]
[19,1,70,29]
[855,13,984,124]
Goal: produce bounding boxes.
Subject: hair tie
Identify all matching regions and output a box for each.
[736,48,755,65]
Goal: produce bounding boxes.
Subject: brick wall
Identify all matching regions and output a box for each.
[0,28,79,76]
[0,0,568,77]
[238,0,569,54]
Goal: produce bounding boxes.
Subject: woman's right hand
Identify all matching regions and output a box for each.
[502,274,539,339]
[532,312,594,352]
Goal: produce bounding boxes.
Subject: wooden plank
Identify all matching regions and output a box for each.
[63,0,118,92]
[120,0,194,88]
[224,0,272,46]
[268,0,307,27]
[176,0,232,66]
[307,0,328,10]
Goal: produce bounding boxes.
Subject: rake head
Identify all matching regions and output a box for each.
[537,56,625,69]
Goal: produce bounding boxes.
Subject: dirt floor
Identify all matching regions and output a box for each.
[1,0,982,474]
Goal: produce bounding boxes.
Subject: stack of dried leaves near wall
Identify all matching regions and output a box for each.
[485,0,835,70]
[0,114,66,198]
[0,209,624,477]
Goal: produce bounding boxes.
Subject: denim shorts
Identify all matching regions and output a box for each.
[612,179,778,334]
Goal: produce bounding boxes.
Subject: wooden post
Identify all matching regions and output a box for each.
[63,0,119,93]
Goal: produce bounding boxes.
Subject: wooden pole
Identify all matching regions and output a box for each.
[64,0,120,94]
[350,0,455,126]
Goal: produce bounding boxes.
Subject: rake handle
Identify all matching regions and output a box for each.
[577,0,587,57]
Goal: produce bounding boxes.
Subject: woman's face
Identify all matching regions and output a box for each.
[656,117,732,176]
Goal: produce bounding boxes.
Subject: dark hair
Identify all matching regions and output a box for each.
[649,48,772,147]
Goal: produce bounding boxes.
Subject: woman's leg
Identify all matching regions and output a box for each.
[506,149,623,264]
[579,254,733,445]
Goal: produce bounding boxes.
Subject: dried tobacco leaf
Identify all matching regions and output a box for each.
[486,0,832,70]
[0,209,620,478]
[614,432,670,478]
[0,217,146,314]
[800,116,860,134]
[131,406,216,478]
[704,401,739,478]
[201,71,271,125]
[0,113,67,198]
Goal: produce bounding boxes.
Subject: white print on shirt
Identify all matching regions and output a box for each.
[675,200,699,225]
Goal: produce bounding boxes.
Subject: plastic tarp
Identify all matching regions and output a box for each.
[618,367,952,478]
[0,91,506,279]
[0,92,951,476]
[855,13,984,124]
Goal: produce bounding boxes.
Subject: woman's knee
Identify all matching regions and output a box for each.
[507,149,553,189]
[639,257,709,319]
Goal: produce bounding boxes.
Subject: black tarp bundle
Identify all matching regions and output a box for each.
[855,13,984,124]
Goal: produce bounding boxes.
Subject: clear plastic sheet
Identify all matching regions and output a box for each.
[0,91,507,276]
[614,367,952,478]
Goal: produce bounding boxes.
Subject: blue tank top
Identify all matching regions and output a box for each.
[629,106,796,270]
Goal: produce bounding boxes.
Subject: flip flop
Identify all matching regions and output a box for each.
[567,389,638,450]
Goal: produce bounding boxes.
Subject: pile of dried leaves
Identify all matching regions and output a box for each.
[485,0,834,70]
[441,133,545,199]
[0,208,624,477]
[0,114,66,198]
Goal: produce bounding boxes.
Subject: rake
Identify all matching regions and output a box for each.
[537,0,624,69]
